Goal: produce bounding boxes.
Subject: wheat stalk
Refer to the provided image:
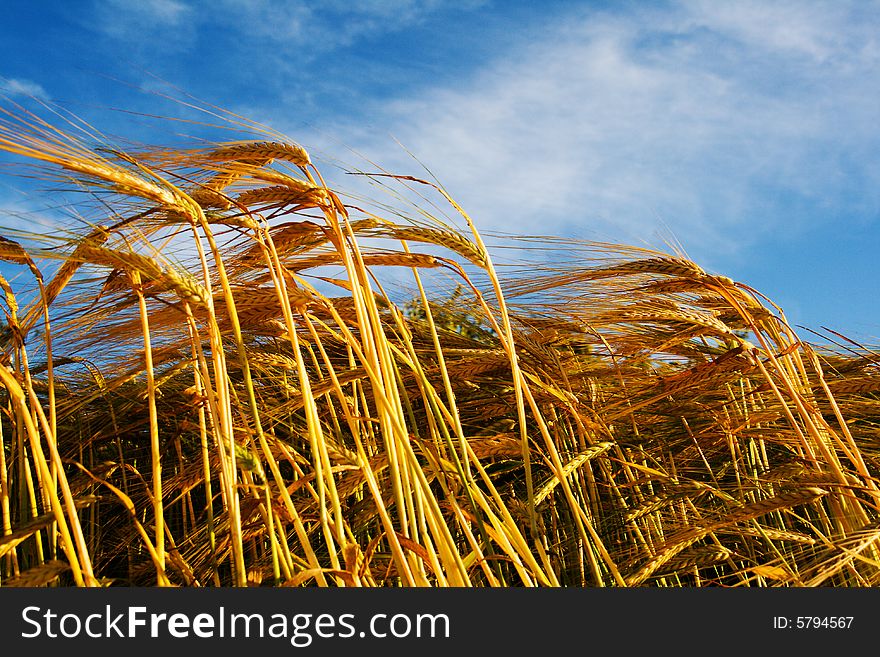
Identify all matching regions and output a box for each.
[206,141,311,166]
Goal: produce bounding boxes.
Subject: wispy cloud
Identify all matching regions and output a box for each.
[92,0,194,43]
[0,77,49,101]
[299,0,489,46]
[101,0,189,24]
[0,184,67,239]
[684,0,862,62]
[323,1,880,266]
[93,0,480,52]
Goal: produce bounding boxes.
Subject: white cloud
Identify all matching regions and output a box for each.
[206,0,481,50]
[139,0,189,23]
[0,185,66,240]
[104,0,188,24]
[95,0,472,52]
[0,78,49,101]
[93,0,193,41]
[683,0,856,62]
[210,0,310,40]
[319,1,880,266]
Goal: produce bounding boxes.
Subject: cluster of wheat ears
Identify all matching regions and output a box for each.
[0,103,878,588]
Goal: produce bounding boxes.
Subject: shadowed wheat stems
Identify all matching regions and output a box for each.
[0,103,878,587]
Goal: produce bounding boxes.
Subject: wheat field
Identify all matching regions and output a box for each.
[0,103,878,587]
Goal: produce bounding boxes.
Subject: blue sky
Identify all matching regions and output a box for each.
[1,0,879,341]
